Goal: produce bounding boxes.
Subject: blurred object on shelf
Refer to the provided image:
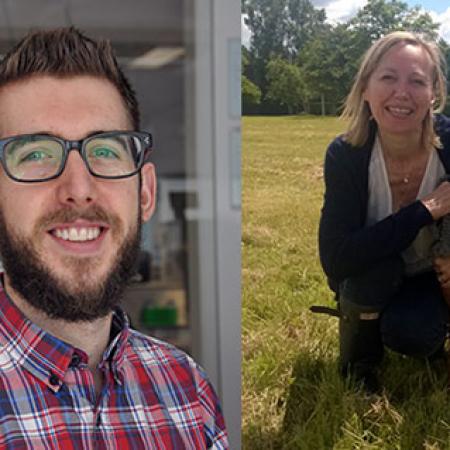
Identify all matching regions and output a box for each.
[141,299,178,327]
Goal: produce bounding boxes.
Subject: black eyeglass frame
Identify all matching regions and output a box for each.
[0,130,153,183]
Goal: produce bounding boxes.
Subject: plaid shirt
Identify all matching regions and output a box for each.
[0,287,228,449]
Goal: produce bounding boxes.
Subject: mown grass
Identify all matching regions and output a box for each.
[242,115,450,450]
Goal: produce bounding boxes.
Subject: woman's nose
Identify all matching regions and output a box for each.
[393,80,410,99]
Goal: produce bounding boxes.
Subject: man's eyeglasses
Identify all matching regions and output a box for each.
[0,131,153,182]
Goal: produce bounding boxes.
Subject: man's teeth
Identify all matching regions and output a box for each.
[54,227,101,242]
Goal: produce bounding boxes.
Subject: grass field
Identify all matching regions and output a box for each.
[242,115,450,449]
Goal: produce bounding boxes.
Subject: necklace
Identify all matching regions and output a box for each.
[383,148,429,187]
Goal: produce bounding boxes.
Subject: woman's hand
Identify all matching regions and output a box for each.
[422,181,450,220]
[434,256,450,288]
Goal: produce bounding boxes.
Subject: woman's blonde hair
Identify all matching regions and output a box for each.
[341,31,447,149]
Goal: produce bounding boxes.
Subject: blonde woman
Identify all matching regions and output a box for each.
[319,31,450,392]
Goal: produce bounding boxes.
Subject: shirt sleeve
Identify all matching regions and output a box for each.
[191,362,229,449]
[318,138,434,283]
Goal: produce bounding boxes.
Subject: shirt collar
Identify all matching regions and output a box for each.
[99,308,130,372]
[0,285,130,392]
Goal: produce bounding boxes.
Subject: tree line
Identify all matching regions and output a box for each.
[242,0,450,116]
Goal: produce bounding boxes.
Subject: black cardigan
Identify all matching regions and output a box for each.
[318,114,450,292]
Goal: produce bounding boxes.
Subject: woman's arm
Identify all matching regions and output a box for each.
[319,140,433,283]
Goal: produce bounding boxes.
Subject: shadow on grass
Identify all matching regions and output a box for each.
[242,425,284,450]
[279,350,450,449]
[280,354,349,449]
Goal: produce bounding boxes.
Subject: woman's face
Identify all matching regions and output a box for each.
[363,42,435,138]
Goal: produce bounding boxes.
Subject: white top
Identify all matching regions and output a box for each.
[367,135,445,275]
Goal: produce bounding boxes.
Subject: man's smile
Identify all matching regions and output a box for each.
[53,226,101,242]
[47,220,110,254]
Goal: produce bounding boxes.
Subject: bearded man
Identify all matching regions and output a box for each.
[0,27,228,449]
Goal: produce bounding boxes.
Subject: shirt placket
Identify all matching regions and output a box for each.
[64,353,106,446]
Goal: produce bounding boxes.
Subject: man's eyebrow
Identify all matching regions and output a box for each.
[30,130,107,139]
[85,130,107,138]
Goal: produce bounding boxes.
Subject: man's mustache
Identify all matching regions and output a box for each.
[36,205,120,231]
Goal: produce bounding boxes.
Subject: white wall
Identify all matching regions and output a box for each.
[185,0,241,448]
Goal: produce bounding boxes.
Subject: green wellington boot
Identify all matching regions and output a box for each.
[339,298,384,393]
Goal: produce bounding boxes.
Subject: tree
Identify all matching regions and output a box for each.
[242,0,327,104]
[241,45,252,77]
[285,0,328,57]
[242,76,262,113]
[242,0,289,63]
[348,0,439,44]
[299,25,357,114]
[242,46,261,112]
[242,0,289,90]
[265,57,304,114]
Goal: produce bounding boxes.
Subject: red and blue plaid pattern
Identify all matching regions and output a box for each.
[0,287,228,449]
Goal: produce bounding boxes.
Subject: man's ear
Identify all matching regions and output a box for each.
[140,163,156,222]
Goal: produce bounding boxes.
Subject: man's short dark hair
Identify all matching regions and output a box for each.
[0,27,139,129]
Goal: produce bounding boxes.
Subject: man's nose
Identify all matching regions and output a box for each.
[55,150,96,206]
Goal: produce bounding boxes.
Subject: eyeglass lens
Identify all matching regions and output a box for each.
[4,134,141,181]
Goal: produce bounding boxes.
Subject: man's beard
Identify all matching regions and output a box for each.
[0,205,141,322]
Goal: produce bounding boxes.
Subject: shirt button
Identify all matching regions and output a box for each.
[49,373,59,386]
[70,353,81,368]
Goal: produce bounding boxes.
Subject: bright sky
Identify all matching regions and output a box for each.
[242,1,450,45]
[405,0,447,14]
